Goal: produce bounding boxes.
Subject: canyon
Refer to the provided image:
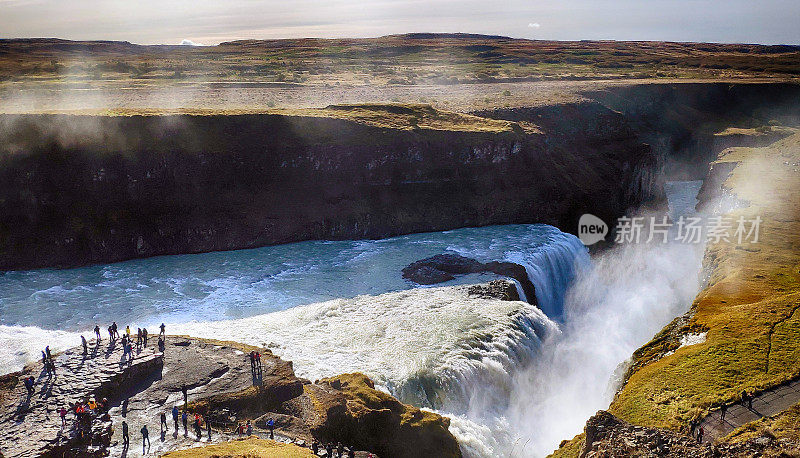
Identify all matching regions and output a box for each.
[2,82,799,270]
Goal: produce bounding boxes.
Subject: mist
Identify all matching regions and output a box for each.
[448,181,710,457]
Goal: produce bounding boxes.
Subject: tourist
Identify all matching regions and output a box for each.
[206,416,212,440]
[122,420,130,447]
[255,352,262,371]
[141,424,150,452]
[112,321,118,338]
[108,325,114,340]
[160,323,166,337]
[688,418,697,436]
[45,345,52,361]
[143,327,148,346]
[126,325,131,338]
[136,328,142,348]
[81,335,88,355]
[337,442,344,457]
[348,447,355,458]
[249,351,255,373]
[182,410,188,436]
[267,417,275,439]
[160,412,168,433]
[246,420,252,436]
[182,384,188,407]
[312,440,318,455]
[94,325,101,341]
[59,407,67,427]
[195,415,202,440]
[172,406,180,432]
[697,426,704,443]
[237,422,244,436]
[158,336,165,352]
[24,376,34,395]
[48,359,57,376]
[720,403,727,421]
[748,391,754,409]
[326,443,333,457]
[741,390,749,407]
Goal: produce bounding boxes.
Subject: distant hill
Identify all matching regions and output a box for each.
[0,33,798,85]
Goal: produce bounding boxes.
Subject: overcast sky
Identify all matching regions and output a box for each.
[1,0,799,45]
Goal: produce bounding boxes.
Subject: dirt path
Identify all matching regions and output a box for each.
[698,378,800,442]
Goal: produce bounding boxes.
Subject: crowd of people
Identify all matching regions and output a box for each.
[35,322,372,457]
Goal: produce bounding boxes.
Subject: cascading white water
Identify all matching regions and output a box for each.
[451,180,707,458]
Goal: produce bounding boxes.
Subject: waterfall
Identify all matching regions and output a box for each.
[504,233,590,319]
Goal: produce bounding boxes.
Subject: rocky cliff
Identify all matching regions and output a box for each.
[3,83,799,270]
[0,103,654,269]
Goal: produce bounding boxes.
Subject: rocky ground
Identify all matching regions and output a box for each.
[0,334,461,458]
[572,410,800,457]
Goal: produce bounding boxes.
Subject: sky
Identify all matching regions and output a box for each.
[1,0,799,45]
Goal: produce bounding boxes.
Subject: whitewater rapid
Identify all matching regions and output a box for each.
[0,224,586,376]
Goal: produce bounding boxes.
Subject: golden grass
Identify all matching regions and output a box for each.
[548,434,584,458]
[161,437,315,458]
[10,104,524,134]
[609,130,800,430]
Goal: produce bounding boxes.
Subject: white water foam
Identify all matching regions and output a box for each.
[175,284,559,413]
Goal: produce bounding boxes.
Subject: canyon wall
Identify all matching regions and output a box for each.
[0,106,651,269]
[1,82,798,269]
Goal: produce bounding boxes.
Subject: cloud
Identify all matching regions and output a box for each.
[179,39,205,46]
[528,22,540,29]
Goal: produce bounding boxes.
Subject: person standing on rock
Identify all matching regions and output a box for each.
[160,323,166,338]
[158,336,165,352]
[122,420,130,447]
[160,412,168,434]
[195,415,203,440]
[206,415,212,440]
[249,351,255,374]
[697,426,704,444]
[182,410,188,436]
[720,403,727,421]
[143,328,148,347]
[326,443,333,457]
[267,417,274,439]
[59,406,67,427]
[126,325,131,339]
[136,328,142,349]
[23,376,34,396]
[81,335,88,355]
[94,325,101,342]
[182,384,188,407]
[246,420,252,436]
[141,424,150,452]
[172,406,180,432]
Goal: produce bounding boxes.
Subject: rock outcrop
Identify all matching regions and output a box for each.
[304,373,462,458]
[557,410,800,458]
[402,254,532,302]
[0,336,461,458]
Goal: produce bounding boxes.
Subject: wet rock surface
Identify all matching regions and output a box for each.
[0,335,461,458]
[403,254,535,302]
[0,340,162,458]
